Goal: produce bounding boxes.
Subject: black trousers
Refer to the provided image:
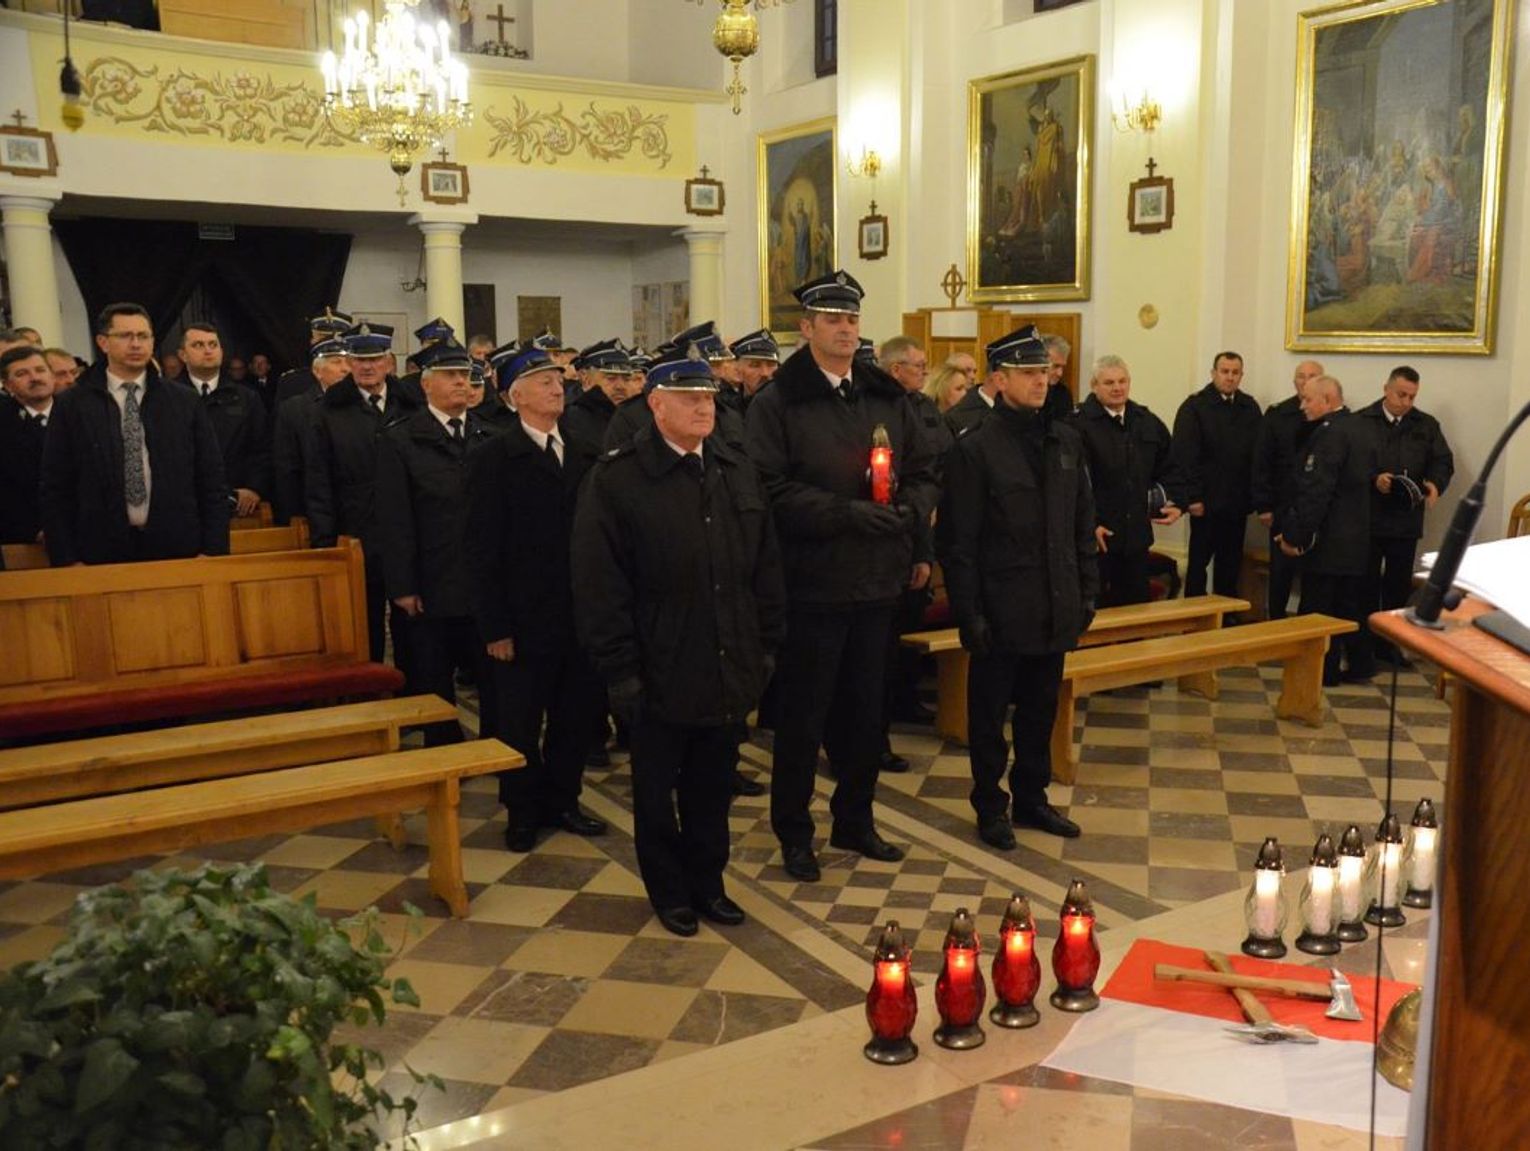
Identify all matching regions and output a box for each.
[363,572,412,674]
[1098,548,1151,608]
[631,717,735,911]
[1299,571,1363,681]
[1354,535,1419,669]
[1266,527,1302,619]
[491,646,600,827]
[407,615,492,746]
[967,649,1066,820]
[771,603,893,849]
[1186,511,1247,599]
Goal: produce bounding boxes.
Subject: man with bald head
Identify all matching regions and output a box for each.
[1253,360,1323,618]
[1276,375,1373,685]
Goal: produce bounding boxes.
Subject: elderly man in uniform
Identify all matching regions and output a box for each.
[562,339,638,453]
[1252,360,1325,618]
[275,308,352,406]
[745,270,940,881]
[939,325,1098,849]
[375,338,498,746]
[573,347,785,936]
[271,337,350,525]
[465,342,606,852]
[730,329,781,401]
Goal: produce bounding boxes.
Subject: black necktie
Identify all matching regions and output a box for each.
[447,416,463,441]
[368,393,383,415]
[837,379,854,402]
[33,413,47,427]
[681,454,703,481]
[201,383,212,398]
[1115,413,1126,429]
[545,436,561,468]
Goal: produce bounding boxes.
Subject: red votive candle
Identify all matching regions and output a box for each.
[864,921,918,1065]
[869,423,895,505]
[1050,879,1101,1012]
[991,894,1042,1028]
[934,908,986,1049]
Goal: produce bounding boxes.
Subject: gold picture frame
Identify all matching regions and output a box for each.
[967,55,1094,303]
[1128,175,1174,235]
[1285,0,1511,355]
[0,125,59,178]
[758,117,837,338]
[420,161,470,205]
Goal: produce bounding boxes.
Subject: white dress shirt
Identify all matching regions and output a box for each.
[520,419,564,465]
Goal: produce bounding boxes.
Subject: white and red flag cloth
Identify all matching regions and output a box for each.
[1042,939,1417,1135]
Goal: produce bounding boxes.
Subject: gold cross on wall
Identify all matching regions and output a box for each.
[941,263,967,308]
[488,3,515,44]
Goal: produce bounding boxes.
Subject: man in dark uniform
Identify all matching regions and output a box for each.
[397,317,454,394]
[730,329,780,403]
[182,321,271,520]
[562,339,637,452]
[472,342,521,430]
[1276,376,1374,685]
[938,325,1098,849]
[1352,366,1454,671]
[275,308,352,407]
[573,349,785,936]
[306,322,424,662]
[1171,351,1263,600]
[41,302,230,565]
[745,270,940,881]
[1070,354,1182,607]
[944,355,1000,437]
[375,338,498,746]
[272,338,353,525]
[1252,360,1325,618]
[465,343,607,852]
[0,346,55,545]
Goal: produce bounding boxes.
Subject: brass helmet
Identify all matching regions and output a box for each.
[1377,988,1422,1091]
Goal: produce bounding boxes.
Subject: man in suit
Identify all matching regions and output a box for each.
[247,353,277,412]
[745,271,940,881]
[375,338,498,745]
[271,337,350,525]
[306,322,423,661]
[183,321,271,519]
[465,343,607,852]
[40,302,230,565]
[1252,360,1325,618]
[275,308,353,407]
[0,345,55,545]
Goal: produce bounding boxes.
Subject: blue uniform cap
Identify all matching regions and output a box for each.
[854,337,877,365]
[531,328,571,352]
[311,337,348,360]
[501,342,562,386]
[644,346,718,393]
[413,316,455,345]
[342,322,394,358]
[574,338,635,373]
[793,269,864,314]
[670,321,733,362]
[309,308,353,334]
[729,329,780,362]
[414,337,474,373]
[986,324,1050,371]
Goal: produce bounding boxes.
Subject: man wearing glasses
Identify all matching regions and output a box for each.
[40,302,230,565]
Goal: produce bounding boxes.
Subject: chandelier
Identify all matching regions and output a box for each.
[687,0,796,115]
[321,0,472,203]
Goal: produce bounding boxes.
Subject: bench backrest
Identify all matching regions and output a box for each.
[0,538,370,706]
[0,519,311,572]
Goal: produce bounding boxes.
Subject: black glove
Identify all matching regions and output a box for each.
[959,616,993,658]
[1080,599,1097,635]
[846,500,907,536]
[894,504,921,533]
[761,653,777,683]
[608,676,645,728]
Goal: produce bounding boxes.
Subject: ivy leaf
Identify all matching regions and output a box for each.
[74,1038,140,1115]
[390,978,420,1009]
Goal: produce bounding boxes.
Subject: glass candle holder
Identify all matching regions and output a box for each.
[1336,823,1369,943]
[1242,836,1289,958]
[864,921,918,1064]
[1050,879,1101,1012]
[990,894,1042,1029]
[1295,833,1341,955]
[1402,798,1438,909]
[933,908,986,1049]
[1365,812,1407,928]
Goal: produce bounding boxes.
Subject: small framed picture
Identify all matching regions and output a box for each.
[1128,175,1174,235]
[0,126,59,178]
[857,211,889,261]
[684,174,725,216]
[420,161,470,205]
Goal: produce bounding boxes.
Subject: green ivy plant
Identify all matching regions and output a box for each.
[0,863,440,1150]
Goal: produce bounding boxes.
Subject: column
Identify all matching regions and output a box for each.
[1,193,64,347]
[679,226,726,327]
[407,208,478,337]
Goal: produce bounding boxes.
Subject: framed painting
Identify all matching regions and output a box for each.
[1128,175,1175,234]
[967,55,1093,303]
[1286,0,1511,355]
[758,117,837,337]
[0,126,58,178]
[685,173,725,216]
[858,210,889,260]
[420,161,470,205]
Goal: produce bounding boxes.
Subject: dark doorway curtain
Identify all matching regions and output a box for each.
[55,219,352,371]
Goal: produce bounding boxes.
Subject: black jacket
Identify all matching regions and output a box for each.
[1169,383,1263,516]
[1250,393,1307,531]
[603,392,746,452]
[197,379,273,498]
[1043,381,1075,422]
[471,390,518,432]
[1070,394,1177,556]
[1353,399,1454,540]
[572,426,786,726]
[271,383,322,525]
[39,363,230,565]
[938,402,1099,654]
[744,346,940,607]
[944,386,995,438]
[0,402,47,544]
[463,418,598,655]
[374,408,497,620]
[562,386,618,456]
[1282,409,1373,576]
[275,366,318,408]
[305,375,423,559]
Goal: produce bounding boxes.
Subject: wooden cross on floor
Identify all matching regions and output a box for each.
[487,3,515,44]
[9,110,28,129]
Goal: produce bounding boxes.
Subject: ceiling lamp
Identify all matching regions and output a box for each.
[321,0,472,203]
[690,0,795,115]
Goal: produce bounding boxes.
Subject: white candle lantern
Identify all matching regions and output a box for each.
[1402,798,1438,909]
[1336,823,1369,943]
[1241,837,1288,959]
[1365,813,1407,929]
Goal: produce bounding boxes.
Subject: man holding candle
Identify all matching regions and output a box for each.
[938,325,1099,848]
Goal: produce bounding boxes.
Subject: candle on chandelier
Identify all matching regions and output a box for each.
[1295,833,1341,955]
[1335,823,1369,943]
[933,908,986,1049]
[1365,813,1407,929]
[1050,879,1101,1012]
[1402,798,1438,909]
[863,921,918,1065]
[1241,837,1289,959]
[990,894,1042,1029]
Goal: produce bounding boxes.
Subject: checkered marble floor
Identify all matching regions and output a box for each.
[0,660,1448,1146]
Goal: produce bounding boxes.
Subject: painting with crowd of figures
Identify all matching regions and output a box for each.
[1287,0,1510,355]
[758,118,837,338]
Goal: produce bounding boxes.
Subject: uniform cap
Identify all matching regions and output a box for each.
[309,307,353,334]
[342,322,394,358]
[311,337,348,360]
[532,328,572,353]
[501,342,562,386]
[730,329,780,362]
[573,338,635,374]
[413,316,455,344]
[985,324,1050,371]
[671,321,733,362]
[645,345,718,392]
[794,269,864,314]
[414,337,474,373]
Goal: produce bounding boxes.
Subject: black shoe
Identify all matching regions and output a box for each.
[1012,803,1081,839]
[829,827,906,862]
[693,894,745,926]
[541,806,608,836]
[782,844,821,883]
[732,772,767,797]
[656,906,699,937]
[585,747,612,768]
[977,817,1017,851]
[879,751,911,775]
[896,701,936,725]
[504,824,538,853]
[1322,671,1343,688]
[1342,667,1376,684]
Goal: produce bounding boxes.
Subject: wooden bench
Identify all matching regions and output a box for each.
[0,695,457,811]
[0,538,401,740]
[0,741,523,917]
[1051,613,1358,784]
[230,501,276,530]
[903,595,1251,745]
[0,518,311,572]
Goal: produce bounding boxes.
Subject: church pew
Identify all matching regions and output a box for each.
[0,517,311,571]
[0,537,401,740]
[0,695,457,811]
[230,501,276,530]
[1051,613,1358,785]
[902,595,1251,745]
[0,543,48,571]
[0,741,525,917]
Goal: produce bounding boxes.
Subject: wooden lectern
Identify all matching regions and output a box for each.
[1372,601,1530,1150]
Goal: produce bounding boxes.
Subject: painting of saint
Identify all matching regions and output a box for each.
[758,119,836,335]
